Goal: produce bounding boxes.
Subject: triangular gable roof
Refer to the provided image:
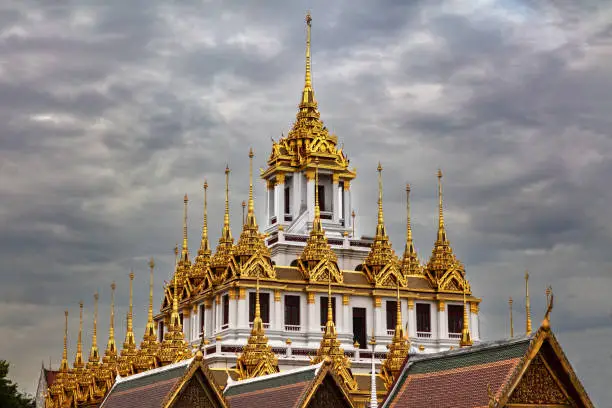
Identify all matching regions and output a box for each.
[382,325,594,408]
[99,353,228,408]
[225,361,355,408]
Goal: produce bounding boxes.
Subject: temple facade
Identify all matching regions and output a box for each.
[152,12,480,379]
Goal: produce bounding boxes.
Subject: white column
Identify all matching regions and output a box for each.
[237,291,247,329]
[470,304,479,340]
[438,301,447,340]
[306,175,315,223]
[342,295,350,337]
[374,298,384,337]
[343,184,351,233]
[274,181,281,223]
[265,182,271,228]
[229,291,237,329]
[407,300,416,338]
[182,310,190,341]
[293,174,301,218]
[307,294,318,333]
[278,177,286,223]
[332,175,339,223]
[274,291,282,331]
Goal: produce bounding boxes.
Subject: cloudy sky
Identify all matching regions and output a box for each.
[0,0,611,404]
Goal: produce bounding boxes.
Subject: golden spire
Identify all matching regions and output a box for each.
[145,258,156,340]
[311,274,357,390]
[365,163,399,279]
[211,165,234,270]
[181,194,189,263]
[427,169,462,282]
[135,258,160,373]
[74,301,85,369]
[401,183,421,275]
[171,263,181,332]
[103,282,117,360]
[509,297,514,338]
[88,292,100,366]
[300,159,338,266]
[123,271,136,350]
[302,12,314,105]
[234,149,271,260]
[235,278,279,379]
[525,271,532,335]
[459,287,473,347]
[192,182,212,279]
[381,283,410,388]
[60,310,69,372]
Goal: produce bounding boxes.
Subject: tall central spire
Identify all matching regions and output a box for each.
[88,292,100,367]
[74,301,85,369]
[181,194,190,264]
[302,12,315,106]
[365,163,398,276]
[401,183,421,275]
[60,310,69,372]
[235,149,271,260]
[212,166,234,270]
[427,169,462,282]
[104,282,117,359]
[123,271,136,350]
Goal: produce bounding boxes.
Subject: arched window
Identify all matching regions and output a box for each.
[355,264,364,272]
[290,259,299,267]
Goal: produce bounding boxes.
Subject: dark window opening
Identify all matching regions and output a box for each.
[290,259,299,267]
[355,264,364,272]
[317,185,326,212]
[320,296,336,327]
[352,307,367,349]
[284,295,301,326]
[386,301,398,330]
[199,304,205,335]
[448,305,463,334]
[249,292,270,324]
[416,303,431,333]
[179,313,183,329]
[158,321,164,342]
[222,295,229,327]
[284,186,291,214]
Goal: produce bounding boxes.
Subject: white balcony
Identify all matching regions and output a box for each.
[249,322,270,329]
[449,333,461,339]
[387,329,395,336]
[417,331,432,338]
[285,324,301,332]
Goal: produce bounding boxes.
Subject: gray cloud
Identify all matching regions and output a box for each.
[0,0,610,404]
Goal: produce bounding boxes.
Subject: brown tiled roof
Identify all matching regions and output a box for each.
[275,266,306,281]
[383,337,532,408]
[225,365,318,408]
[342,271,370,285]
[100,359,191,408]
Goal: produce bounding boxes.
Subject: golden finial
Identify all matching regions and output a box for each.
[106,282,116,355]
[88,292,99,364]
[74,300,84,368]
[546,285,552,306]
[509,297,514,338]
[60,310,69,372]
[351,210,355,237]
[242,200,246,225]
[181,194,189,262]
[305,11,312,89]
[459,287,473,347]
[203,181,209,248]
[144,258,156,339]
[255,278,261,326]
[223,165,232,241]
[247,148,257,228]
[437,169,444,230]
[375,162,386,236]
[171,262,181,331]
[525,270,532,335]
[315,158,320,218]
[327,273,333,325]
[406,184,412,242]
[124,271,135,349]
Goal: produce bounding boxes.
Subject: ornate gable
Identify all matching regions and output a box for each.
[238,252,276,279]
[507,354,572,406]
[301,257,343,284]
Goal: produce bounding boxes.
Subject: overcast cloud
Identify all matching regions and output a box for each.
[0,0,610,405]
